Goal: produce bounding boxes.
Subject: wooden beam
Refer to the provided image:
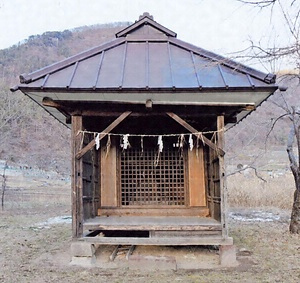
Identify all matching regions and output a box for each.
[97,207,209,217]
[42,97,62,108]
[244,105,256,111]
[83,236,233,246]
[69,110,221,117]
[71,115,83,239]
[145,99,153,110]
[217,115,228,238]
[166,112,225,156]
[42,97,71,122]
[84,224,221,231]
[75,111,132,159]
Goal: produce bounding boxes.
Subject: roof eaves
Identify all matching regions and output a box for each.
[168,37,276,85]
[116,15,177,38]
[19,37,126,84]
[16,85,278,93]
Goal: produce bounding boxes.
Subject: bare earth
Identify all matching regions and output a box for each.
[1,169,300,282]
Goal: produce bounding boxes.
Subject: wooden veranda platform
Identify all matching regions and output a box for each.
[82,216,233,246]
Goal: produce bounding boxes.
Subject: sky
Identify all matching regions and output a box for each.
[0,0,292,72]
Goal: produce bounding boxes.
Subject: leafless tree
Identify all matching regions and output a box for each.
[238,0,300,233]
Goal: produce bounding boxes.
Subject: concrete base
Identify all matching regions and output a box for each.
[219,245,238,267]
[70,242,97,267]
[69,242,239,269]
[71,242,96,257]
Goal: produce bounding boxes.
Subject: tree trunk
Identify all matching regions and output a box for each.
[287,122,300,233]
[290,185,300,233]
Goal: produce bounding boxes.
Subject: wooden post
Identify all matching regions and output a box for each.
[217,115,228,238]
[71,115,83,238]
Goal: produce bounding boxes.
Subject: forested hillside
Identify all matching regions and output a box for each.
[0,21,298,174]
[0,23,129,174]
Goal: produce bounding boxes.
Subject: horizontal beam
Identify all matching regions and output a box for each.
[97,207,209,217]
[83,224,221,231]
[27,90,268,105]
[82,236,233,246]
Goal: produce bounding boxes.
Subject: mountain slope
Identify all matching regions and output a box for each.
[0,23,129,173]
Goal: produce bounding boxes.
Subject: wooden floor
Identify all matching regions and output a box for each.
[83,216,222,231]
[82,216,232,246]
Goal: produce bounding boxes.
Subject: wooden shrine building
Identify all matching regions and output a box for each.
[12,13,277,263]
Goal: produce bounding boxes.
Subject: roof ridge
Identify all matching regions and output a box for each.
[115,13,177,38]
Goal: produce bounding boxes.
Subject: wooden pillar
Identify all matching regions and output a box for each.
[71,115,83,238]
[188,145,206,207]
[217,115,228,238]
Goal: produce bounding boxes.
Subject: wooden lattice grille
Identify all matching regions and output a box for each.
[120,148,186,206]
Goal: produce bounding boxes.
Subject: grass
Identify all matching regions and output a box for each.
[227,172,295,209]
[1,171,300,282]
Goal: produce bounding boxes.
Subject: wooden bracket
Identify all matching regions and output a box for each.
[75,111,132,160]
[166,112,225,156]
[42,97,71,122]
[42,97,62,108]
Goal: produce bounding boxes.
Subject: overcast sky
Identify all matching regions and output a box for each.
[0,0,291,72]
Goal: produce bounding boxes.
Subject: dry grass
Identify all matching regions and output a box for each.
[227,172,295,209]
[1,172,70,213]
[1,170,300,282]
[1,196,300,282]
[3,169,296,211]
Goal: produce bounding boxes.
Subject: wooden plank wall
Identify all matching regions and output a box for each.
[100,138,118,208]
[188,144,206,207]
[82,133,99,220]
[206,144,221,221]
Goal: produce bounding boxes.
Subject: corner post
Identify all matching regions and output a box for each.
[71,115,83,238]
[217,115,228,238]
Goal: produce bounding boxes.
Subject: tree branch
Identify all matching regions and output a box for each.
[226,165,267,182]
[237,0,277,8]
[265,113,289,147]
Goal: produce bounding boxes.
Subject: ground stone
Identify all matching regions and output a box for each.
[128,255,177,271]
[219,245,238,267]
[70,255,96,267]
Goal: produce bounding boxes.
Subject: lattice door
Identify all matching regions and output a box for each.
[120,148,186,206]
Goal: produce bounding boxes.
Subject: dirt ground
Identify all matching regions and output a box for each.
[1,169,300,282]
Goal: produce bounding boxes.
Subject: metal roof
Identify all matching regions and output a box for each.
[11,12,278,127]
[14,13,276,92]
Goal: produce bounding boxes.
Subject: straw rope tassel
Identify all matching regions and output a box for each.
[95,133,100,150]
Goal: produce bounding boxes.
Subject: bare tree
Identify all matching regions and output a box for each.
[237,0,300,233]
[286,108,300,232]
[236,0,300,73]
